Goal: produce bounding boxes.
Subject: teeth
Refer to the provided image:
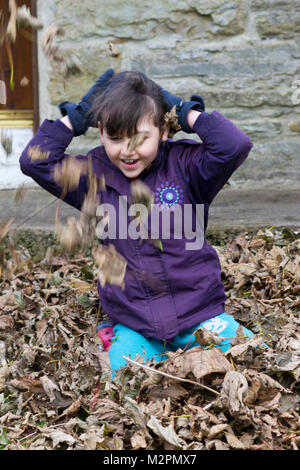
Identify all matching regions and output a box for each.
[123,159,136,163]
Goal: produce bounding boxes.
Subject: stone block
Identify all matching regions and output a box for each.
[252,0,300,39]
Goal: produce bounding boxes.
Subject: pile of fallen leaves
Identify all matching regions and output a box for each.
[0,227,299,450]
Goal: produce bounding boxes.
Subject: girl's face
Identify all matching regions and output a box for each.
[98,116,169,179]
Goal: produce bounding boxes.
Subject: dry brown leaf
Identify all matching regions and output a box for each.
[127,133,147,152]
[53,156,87,193]
[41,23,64,62]
[130,429,148,449]
[230,324,247,347]
[94,398,126,421]
[195,327,224,346]
[147,415,186,449]
[57,217,83,252]
[0,218,14,241]
[6,0,17,42]
[207,423,229,439]
[10,376,45,394]
[245,370,289,406]
[92,243,127,288]
[39,375,60,402]
[0,315,14,330]
[0,79,6,105]
[20,76,29,87]
[164,105,181,137]
[1,130,13,156]
[188,347,233,379]
[16,5,43,30]
[27,145,50,161]
[226,335,265,360]
[67,278,92,294]
[13,185,26,204]
[0,341,9,391]
[221,371,249,413]
[162,346,233,379]
[0,365,9,392]
[79,425,105,450]
[53,395,82,422]
[225,432,247,449]
[45,429,76,448]
[0,290,17,308]
[107,41,120,57]
[130,179,154,212]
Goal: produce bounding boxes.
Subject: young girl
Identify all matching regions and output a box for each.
[20,69,254,377]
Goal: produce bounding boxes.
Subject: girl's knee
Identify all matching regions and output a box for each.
[200,312,254,352]
[108,323,167,375]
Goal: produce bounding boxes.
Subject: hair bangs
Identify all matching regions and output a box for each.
[90,71,167,138]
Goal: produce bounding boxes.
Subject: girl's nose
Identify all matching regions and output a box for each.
[121,139,135,157]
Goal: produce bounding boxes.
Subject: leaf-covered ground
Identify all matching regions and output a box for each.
[0,227,299,450]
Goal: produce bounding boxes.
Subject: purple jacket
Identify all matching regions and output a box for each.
[20,111,253,341]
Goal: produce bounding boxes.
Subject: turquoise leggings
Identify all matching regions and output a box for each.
[108,312,254,376]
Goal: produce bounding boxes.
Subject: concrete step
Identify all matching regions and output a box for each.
[1,187,299,233]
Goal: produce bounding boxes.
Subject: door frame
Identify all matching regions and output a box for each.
[0,0,39,132]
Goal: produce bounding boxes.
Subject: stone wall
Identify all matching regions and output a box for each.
[37,0,300,189]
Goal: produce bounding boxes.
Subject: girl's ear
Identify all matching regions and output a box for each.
[160,125,169,142]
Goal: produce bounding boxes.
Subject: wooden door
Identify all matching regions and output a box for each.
[0,0,38,130]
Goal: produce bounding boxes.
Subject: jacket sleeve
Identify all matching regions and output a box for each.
[20,119,89,210]
[176,110,254,205]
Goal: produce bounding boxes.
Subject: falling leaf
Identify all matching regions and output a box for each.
[1,130,13,157]
[6,0,17,42]
[27,145,50,161]
[127,133,147,152]
[53,155,87,193]
[0,219,14,241]
[41,23,64,62]
[16,5,43,30]
[130,179,154,212]
[20,76,29,87]
[13,185,26,204]
[92,244,127,288]
[56,217,83,252]
[0,80,6,105]
[107,41,120,57]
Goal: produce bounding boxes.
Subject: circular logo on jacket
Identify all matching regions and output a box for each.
[155,181,184,209]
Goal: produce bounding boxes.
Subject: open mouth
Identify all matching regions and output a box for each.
[121,159,139,169]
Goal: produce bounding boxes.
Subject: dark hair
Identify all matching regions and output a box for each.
[90,71,167,137]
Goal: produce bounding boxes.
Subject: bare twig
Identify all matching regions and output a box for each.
[122,355,220,396]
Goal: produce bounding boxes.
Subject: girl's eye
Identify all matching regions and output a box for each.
[109,137,121,142]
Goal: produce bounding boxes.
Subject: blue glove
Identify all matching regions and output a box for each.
[59,69,114,136]
[160,89,205,134]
